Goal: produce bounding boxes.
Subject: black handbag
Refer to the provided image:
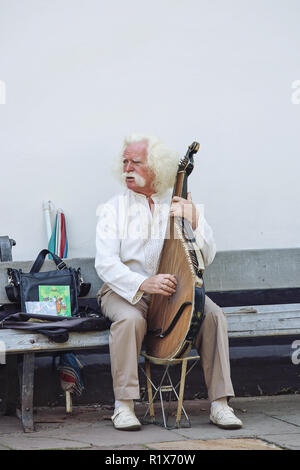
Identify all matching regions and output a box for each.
[5,249,91,317]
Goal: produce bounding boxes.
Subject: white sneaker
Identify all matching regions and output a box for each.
[210,404,243,429]
[111,407,141,431]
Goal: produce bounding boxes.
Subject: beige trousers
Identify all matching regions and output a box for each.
[99,284,234,403]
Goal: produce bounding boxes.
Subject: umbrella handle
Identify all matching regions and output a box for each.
[43,201,52,242]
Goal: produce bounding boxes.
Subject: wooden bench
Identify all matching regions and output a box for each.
[0,248,299,432]
[0,257,108,432]
[206,248,300,338]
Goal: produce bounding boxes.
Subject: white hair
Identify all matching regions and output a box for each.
[113,133,180,194]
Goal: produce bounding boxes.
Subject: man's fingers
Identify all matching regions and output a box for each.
[172,194,192,203]
[164,274,177,284]
[158,289,172,296]
[158,279,175,292]
[164,280,174,288]
[163,281,176,291]
[152,274,177,295]
[162,287,175,294]
[160,279,177,290]
[163,282,176,291]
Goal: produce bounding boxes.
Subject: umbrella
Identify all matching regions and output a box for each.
[48,209,68,258]
[43,200,52,243]
[57,352,84,397]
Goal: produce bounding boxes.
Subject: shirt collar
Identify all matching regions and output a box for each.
[127,188,172,204]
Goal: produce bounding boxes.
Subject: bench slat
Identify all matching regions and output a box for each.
[226,304,300,338]
[0,330,109,355]
[0,303,300,355]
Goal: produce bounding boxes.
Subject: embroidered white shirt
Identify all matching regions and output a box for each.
[95,188,216,304]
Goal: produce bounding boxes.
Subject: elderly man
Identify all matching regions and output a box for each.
[95,134,242,431]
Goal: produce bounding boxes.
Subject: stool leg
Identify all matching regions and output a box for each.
[145,358,155,421]
[176,358,187,428]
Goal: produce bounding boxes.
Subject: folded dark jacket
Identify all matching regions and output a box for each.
[0,310,110,343]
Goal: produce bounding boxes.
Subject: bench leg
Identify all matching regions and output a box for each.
[20,353,35,432]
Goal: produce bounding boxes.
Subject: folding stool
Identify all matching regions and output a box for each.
[140,351,200,429]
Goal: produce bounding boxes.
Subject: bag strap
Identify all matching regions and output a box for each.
[5,285,20,303]
[30,249,67,273]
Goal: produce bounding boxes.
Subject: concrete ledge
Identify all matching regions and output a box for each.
[1,247,300,302]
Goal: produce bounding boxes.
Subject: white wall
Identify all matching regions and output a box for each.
[0,0,299,261]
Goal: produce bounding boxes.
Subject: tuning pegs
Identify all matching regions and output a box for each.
[178,141,200,171]
[189,141,200,154]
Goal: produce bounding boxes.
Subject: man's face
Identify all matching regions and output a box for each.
[122,141,156,195]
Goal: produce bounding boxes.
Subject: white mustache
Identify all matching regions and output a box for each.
[122,172,146,187]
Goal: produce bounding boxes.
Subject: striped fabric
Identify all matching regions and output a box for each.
[57,353,84,396]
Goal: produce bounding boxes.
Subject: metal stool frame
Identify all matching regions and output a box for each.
[140,352,200,430]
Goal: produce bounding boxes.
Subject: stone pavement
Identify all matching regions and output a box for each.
[0,394,299,451]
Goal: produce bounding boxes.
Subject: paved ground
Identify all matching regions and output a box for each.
[0,394,299,451]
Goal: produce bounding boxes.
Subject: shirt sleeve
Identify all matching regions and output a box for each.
[193,215,217,267]
[95,201,147,304]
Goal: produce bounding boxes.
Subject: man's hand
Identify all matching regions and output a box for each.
[170,192,199,230]
[140,274,177,296]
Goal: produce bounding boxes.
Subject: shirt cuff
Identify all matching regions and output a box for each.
[132,289,145,304]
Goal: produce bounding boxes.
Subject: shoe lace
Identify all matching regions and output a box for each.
[214,405,236,420]
[113,407,138,421]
